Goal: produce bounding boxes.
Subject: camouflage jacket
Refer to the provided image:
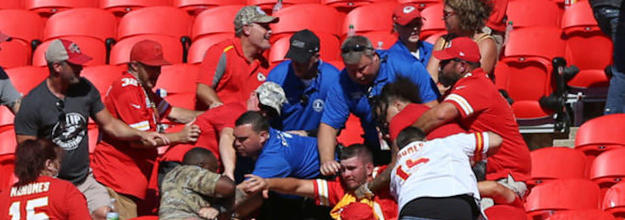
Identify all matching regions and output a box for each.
[159,165,221,220]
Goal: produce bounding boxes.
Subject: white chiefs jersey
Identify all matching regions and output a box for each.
[390,132,489,213]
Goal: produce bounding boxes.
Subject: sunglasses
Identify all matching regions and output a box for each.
[341,44,373,54]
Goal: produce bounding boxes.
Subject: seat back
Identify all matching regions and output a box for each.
[33,37,107,67]
[44,8,117,42]
[342,2,399,36]
[0,0,23,9]
[0,10,44,65]
[100,0,171,16]
[484,205,527,220]
[188,34,233,64]
[110,35,184,65]
[81,65,126,98]
[397,0,440,10]
[118,6,192,40]
[547,209,616,220]
[174,0,245,15]
[270,4,342,39]
[575,114,625,155]
[269,32,341,64]
[506,0,561,28]
[529,147,587,186]
[5,66,48,95]
[603,182,625,216]
[156,64,199,94]
[590,148,625,187]
[525,179,600,219]
[191,5,243,40]
[248,0,320,11]
[420,3,445,39]
[504,27,565,62]
[26,0,98,16]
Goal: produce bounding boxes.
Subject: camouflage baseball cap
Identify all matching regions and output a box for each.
[234,6,279,32]
[255,81,287,116]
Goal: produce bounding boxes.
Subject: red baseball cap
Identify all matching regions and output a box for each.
[340,202,374,220]
[393,3,422,26]
[45,39,93,65]
[432,37,481,63]
[130,40,170,66]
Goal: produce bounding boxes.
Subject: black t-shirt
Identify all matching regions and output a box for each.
[15,77,104,184]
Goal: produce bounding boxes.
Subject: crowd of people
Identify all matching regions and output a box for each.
[0,0,621,219]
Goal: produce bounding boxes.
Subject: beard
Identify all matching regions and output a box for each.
[438,71,460,87]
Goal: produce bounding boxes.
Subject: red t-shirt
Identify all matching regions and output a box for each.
[312,166,397,220]
[0,176,91,220]
[442,68,531,181]
[161,103,246,163]
[92,72,172,199]
[389,103,466,141]
[486,0,509,32]
[197,38,272,106]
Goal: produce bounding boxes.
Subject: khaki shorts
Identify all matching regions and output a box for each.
[76,171,111,213]
[106,187,138,220]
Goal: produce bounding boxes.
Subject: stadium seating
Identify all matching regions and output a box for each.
[110,35,184,65]
[525,178,600,219]
[25,0,98,16]
[248,0,320,11]
[155,64,199,110]
[270,4,343,40]
[420,3,445,40]
[4,66,48,94]
[100,0,171,16]
[174,0,245,15]
[43,8,117,42]
[575,114,625,158]
[0,10,44,68]
[590,148,625,191]
[397,0,440,10]
[342,2,398,36]
[269,32,341,64]
[32,37,107,67]
[0,107,14,131]
[506,0,561,29]
[188,34,233,64]
[322,0,390,11]
[359,31,397,50]
[423,31,446,45]
[191,5,243,40]
[529,147,587,187]
[484,205,527,220]
[547,209,616,220]
[81,65,125,97]
[118,6,192,40]
[0,0,23,9]
[603,182,625,218]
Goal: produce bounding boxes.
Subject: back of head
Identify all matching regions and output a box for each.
[372,78,422,126]
[182,147,218,171]
[235,110,270,133]
[395,127,426,150]
[339,144,373,164]
[341,35,374,65]
[14,139,61,186]
[255,82,287,118]
[444,0,492,33]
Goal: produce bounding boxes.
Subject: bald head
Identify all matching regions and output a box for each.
[183,147,219,172]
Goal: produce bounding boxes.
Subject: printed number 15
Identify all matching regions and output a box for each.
[396,158,430,181]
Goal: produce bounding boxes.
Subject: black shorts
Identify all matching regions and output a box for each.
[399,195,480,220]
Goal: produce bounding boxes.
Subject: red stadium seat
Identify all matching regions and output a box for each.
[191,5,243,40]
[547,209,616,220]
[423,31,446,45]
[43,8,117,42]
[506,0,561,28]
[188,34,233,64]
[270,4,342,40]
[397,0,440,10]
[322,0,392,11]
[342,2,398,36]
[590,148,625,191]
[26,0,98,16]
[128,216,159,220]
[0,0,23,9]
[562,1,612,90]
[174,0,245,15]
[360,31,397,50]
[603,182,625,218]
[525,179,600,220]
[248,0,320,11]
[81,65,125,97]
[162,93,196,110]
[270,32,341,64]
[0,107,14,131]
[5,66,48,95]
[484,205,527,220]
[337,114,364,146]
[118,6,192,40]
[156,64,199,94]
[529,147,587,187]
[110,35,184,65]
[0,10,44,68]
[100,0,171,16]
[575,114,625,158]
[420,3,445,40]
[33,37,107,67]
[0,128,17,190]
[326,60,344,70]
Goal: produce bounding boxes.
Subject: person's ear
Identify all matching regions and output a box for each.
[52,62,63,73]
[259,130,269,141]
[242,25,252,36]
[365,162,374,176]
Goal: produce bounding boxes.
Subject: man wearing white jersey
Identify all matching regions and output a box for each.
[390,127,502,220]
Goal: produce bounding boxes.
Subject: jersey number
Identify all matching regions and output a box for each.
[9,197,49,220]
[396,158,430,181]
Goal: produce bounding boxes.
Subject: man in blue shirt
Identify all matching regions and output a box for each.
[318,35,439,176]
[387,3,434,68]
[267,30,340,136]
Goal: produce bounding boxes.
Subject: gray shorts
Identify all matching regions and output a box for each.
[76,171,111,213]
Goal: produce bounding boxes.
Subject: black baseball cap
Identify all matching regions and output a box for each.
[285,29,320,64]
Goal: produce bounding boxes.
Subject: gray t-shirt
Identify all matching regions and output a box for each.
[0,67,22,108]
[15,77,104,184]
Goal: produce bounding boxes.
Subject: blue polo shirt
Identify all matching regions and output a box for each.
[267,60,340,132]
[252,128,321,179]
[321,50,439,145]
[387,40,433,68]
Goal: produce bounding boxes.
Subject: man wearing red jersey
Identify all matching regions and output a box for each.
[243,144,397,220]
[413,37,531,208]
[0,139,91,220]
[91,40,202,219]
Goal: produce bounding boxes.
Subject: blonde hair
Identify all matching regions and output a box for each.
[445,0,492,33]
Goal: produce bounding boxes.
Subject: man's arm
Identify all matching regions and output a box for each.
[197,83,223,108]
[167,107,203,124]
[477,37,498,75]
[317,123,341,176]
[485,131,503,156]
[218,127,236,180]
[413,102,459,133]
[93,108,169,147]
[242,174,315,198]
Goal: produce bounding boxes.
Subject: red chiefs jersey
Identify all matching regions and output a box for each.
[0,176,90,220]
[312,166,397,220]
[161,103,246,163]
[442,68,531,181]
[389,103,466,141]
[92,72,172,199]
